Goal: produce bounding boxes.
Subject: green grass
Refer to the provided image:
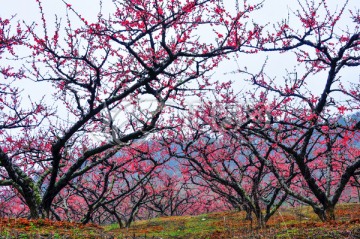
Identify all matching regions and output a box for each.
[105,213,223,238]
[1,203,359,238]
[107,203,360,239]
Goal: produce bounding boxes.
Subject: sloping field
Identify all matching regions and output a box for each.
[106,203,360,239]
[0,203,359,238]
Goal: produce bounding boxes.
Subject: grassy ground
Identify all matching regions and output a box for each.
[0,203,359,238]
[105,203,360,239]
[0,218,113,238]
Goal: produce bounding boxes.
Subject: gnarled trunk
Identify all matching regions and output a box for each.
[254,208,265,228]
[22,186,46,219]
[313,205,335,222]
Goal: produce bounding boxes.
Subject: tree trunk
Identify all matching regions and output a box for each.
[254,209,265,228]
[313,205,335,222]
[118,219,124,229]
[242,205,252,221]
[245,210,252,221]
[40,202,55,220]
[324,206,335,221]
[28,206,41,219]
[81,207,93,224]
[24,193,44,219]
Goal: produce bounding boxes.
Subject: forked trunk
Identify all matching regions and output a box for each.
[254,210,265,228]
[324,206,335,221]
[245,210,252,221]
[314,205,335,222]
[24,193,45,219]
[29,207,42,219]
[118,220,124,229]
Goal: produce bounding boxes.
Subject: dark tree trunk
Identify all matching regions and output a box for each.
[24,195,44,219]
[313,205,335,222]
[254,208,265,228]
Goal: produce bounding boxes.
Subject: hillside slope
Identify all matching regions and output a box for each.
[106,203,360,239]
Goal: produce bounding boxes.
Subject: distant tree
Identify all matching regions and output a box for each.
[143,173,199,217]
[168,100,288,227]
